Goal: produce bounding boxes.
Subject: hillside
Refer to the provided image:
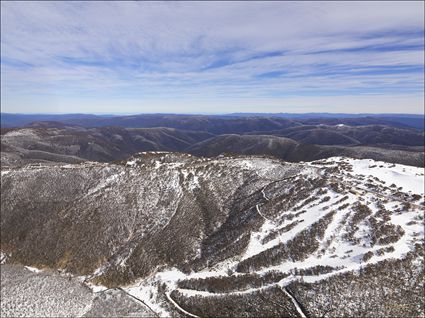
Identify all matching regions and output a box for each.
[187,134,425,167]
[0,126,213,167]
[246,124,425,146]
[2,126,424,168]
[1,153,424,317]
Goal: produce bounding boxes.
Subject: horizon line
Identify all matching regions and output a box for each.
[2,112,424,116]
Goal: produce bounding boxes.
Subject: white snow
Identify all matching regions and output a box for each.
[124,267,188,317]
[24,266,43,273]
[165,291,200,318]
[335,157,424,195]
[4,129,38,137]
[86,171,125,195]
[261,188,270,201]
[244,219,275,258]
[281,286,307,318]
[0,251,10,264]
[126,159,138,166]
[85,282,108,293]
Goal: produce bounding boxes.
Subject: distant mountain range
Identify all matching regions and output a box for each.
[1,113,424,167]
[2,112,424,130]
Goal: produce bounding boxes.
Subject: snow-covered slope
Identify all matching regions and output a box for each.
[1,154,424,317]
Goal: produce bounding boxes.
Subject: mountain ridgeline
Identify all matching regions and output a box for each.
[1,113,424,168]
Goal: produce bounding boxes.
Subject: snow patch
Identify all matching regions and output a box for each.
[24,266,43,273]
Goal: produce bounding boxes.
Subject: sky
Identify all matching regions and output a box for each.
[1,1,424,114]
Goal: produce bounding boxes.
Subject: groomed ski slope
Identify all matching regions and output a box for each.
[118,157,424,316]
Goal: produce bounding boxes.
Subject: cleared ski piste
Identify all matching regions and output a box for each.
[1,156,423,317]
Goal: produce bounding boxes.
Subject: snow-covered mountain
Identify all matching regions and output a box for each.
[1,153,424,317]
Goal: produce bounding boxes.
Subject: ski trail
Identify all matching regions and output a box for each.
[255,204,269,221]
[165,291,200,318]
[255,187,276,223]
[261,187,270,201]
[116,287,160,317]
[281,287,307,318]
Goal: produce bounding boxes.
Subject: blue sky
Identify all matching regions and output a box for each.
[1,1,424,114]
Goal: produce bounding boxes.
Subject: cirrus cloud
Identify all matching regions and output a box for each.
[1,1,424,113]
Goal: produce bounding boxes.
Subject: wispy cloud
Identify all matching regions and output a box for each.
[1,1,424,113]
